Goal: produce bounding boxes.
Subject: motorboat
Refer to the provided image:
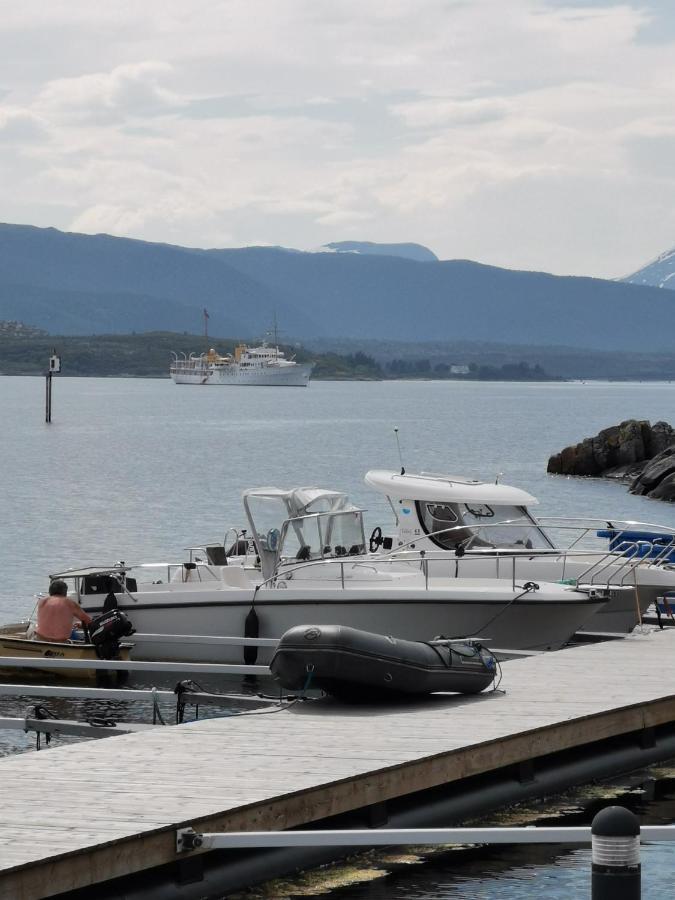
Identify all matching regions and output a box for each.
[0,617,133,682]
[49,487,612,665]
[363,469,675,633]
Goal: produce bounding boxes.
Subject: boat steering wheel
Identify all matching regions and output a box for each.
[369,526,384,553]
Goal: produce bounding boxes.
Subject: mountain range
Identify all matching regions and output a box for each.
[0,223,674,352]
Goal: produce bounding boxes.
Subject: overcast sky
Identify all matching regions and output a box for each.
[1,0,674,277]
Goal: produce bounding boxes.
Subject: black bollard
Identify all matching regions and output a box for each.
[591,805,640,900]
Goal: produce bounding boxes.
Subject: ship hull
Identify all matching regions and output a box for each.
[171,363,312,387]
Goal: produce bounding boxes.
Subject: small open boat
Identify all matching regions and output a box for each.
[271,624,497,701]
[0,611,134,681]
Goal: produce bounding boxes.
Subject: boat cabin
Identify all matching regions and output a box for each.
[243,487,367,579]
[364,469,553,552]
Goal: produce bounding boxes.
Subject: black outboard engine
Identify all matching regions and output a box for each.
[88,609,135,660]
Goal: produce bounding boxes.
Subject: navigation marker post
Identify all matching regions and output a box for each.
[45,349,61,423]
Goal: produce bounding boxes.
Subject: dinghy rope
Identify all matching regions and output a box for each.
[151,686,166,725]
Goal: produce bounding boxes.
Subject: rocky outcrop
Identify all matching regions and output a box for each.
[547,419,675,501]
[630,446,675,501]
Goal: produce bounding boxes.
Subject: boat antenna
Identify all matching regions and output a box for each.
[394,427,405,475]
[495,472,503,484]
[203,308,209,349]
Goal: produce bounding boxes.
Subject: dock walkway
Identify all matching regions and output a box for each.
[2,628,675,898]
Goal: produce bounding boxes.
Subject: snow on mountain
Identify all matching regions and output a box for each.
[316,241,438,263]
[624,245,675,290]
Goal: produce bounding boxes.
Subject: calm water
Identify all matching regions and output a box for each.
[233,768,675,899]
[2,376,675,618]
[2,376,675,893]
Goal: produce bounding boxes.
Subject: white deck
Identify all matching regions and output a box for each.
[1,628,675,898]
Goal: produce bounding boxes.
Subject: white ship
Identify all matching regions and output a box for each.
[170,342,313,387]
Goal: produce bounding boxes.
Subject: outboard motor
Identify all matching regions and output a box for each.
[88,609,135,660]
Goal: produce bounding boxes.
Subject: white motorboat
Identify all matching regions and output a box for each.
[363,469,675,633]
[52,487,611,664]
[170,342,312,387]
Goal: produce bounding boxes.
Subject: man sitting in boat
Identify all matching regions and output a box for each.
[35,580,93,643]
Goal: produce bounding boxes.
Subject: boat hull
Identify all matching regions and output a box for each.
[0,626,132,680]
[81,585,606,665]
[171,363,312,387]
[394,554,664,633]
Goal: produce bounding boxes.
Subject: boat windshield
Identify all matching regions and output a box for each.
[416,501,551,550]
[278,510,366,564]
[243,487,362,577]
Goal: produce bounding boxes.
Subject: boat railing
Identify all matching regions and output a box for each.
[266,543,636,593]
[118,561,228,587]
[535,516,675,565]
[222,526,254,562]
[385,517,663,589]
[574,541,645,587]
[386,518,675,578]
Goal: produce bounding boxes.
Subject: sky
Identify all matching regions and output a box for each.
[1,0,675,278]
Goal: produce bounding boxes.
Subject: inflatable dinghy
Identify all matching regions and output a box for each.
[270,624,497,701]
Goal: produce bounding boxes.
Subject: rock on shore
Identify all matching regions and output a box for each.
[547,419,675,501]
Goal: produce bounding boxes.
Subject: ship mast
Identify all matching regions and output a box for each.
[266,312,280,356]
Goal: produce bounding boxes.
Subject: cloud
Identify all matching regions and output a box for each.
[0,108,46,142]
[37,61,179,123]
[0,0,674,277]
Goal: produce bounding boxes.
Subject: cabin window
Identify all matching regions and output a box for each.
[460,504,551,549]
[416,502,468,549]
[426,503,459,523]
[416,501,551,550]
[464,503,493,518]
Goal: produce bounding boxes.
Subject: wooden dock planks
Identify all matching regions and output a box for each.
[1,628,675,898]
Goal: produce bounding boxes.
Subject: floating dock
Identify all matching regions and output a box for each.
[3,628,675,898]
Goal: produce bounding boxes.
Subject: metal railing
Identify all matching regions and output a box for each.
[376,520,672,589]
[536,515,675,565]
[69,520,672,601]
[266,544,629,594]
[173,808,666,899]
[0,657,270,675]
[176,822,675,851]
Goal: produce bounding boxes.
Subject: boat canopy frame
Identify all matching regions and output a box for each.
[242,487,363,578]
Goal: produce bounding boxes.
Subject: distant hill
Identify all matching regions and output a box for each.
[319,241,438,262]
[624,245,675,290]
[1,223,675,351]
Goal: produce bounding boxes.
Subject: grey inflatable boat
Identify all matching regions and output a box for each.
[270,624,497,701]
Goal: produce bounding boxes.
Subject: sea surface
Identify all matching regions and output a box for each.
[1,375,675,895]
[3,376,675,619]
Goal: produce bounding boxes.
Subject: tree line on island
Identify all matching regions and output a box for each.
[0,328,555,381]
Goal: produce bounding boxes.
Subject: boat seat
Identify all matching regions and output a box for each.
[206,544,228,566]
